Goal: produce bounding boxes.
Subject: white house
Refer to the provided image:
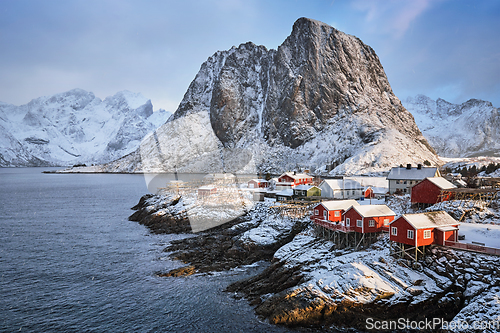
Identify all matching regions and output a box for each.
[319,178,364,199]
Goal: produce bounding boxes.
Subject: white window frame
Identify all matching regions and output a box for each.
[424,230,431,239]
[407,230,414,239]
[314,209,319,216]
[334,211,340,217]
[384,218,390,225]
[356,220,363,227]
[323,211,327,218]
[391,227,397,236]
[369,220,375,227]
[346,218,350,226]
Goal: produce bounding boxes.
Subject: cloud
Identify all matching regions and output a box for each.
[352,0,433,39]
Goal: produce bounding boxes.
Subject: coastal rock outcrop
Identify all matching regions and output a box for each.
[131,194,500,331]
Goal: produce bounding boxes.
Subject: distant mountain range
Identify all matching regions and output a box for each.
[88,18,439,175]
[403,95,500,158]
[0,89,171,167]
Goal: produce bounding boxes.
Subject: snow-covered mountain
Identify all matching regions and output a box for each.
[80,18,440,175]
[404,95,500,158]
[0,89,171,167]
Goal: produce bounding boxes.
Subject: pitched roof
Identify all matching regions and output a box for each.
[425,177,456,189]
[294,185,319,191]
[319,199,360,211]
[320,179,363,190]
[280,172,313,180]
[249,179,268,183]
[350,204,396,217]
[276,189,294,196]
[394,211,458,229]
[387,167,438,180]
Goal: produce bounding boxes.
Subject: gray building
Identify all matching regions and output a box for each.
[387,164,440,194]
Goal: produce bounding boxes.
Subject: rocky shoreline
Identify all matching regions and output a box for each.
[130,194,500,332]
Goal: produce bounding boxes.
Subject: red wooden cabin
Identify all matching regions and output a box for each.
[342,205,396,233]
[198,186,217,197]
[278,172,313,187]
[411,177,456,207]
[311,200,359,224]
[248,179,269,188]
[389,211,459,247]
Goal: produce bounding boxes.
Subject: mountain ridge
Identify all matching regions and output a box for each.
[0,89,171,167]
[404,94,500,158]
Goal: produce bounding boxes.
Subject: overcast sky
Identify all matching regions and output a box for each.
[1,0,499,111]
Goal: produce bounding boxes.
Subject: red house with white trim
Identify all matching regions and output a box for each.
[248,179,269,189]
[198,185,217,197]
[389,211,459,247]
[411,177,456,207]
[342,205,396,233]
[278,172,314,187]
[311,200,359,224]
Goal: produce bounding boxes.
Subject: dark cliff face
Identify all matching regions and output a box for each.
[172,17,428,151]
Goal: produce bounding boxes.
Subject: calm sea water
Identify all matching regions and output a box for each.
[0,168,293,332]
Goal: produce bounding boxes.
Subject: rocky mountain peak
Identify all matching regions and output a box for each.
[101,18,439,175]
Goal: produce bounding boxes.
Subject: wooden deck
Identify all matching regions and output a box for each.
[444,240,500,256]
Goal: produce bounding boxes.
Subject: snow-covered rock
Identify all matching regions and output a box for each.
[0,89,171,166]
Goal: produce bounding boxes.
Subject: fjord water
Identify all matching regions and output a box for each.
[0,168,288,332]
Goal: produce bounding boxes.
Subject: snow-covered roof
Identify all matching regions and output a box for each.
[199,185,216,190]
[320,179,363,190]
[319,199,360,211]
[425,177,456,189]
[394,211,458,229]
[349,205,396,217]
[279,172,313,180]
[436,226,458,232]
[346,176,388,189]
[387,167,438,180]
[276,189,294,196]
[249,179,268,183]
[294,185,319,191]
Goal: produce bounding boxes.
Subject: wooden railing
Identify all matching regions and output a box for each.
[444,240,500,256]
[312,218,355,232]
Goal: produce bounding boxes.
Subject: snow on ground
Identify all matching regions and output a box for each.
[458,223,500,248]
[452,286,500,333]
[274,228,445,306]
[239,215,296,246]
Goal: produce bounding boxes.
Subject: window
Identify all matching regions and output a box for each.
[352,190,355,195]
[334,211,340,217]
[323,211,327,218]
[424,230,431,239]
[404,180,407,184]
[346,218,350,226]
[369,220,375,227]
[356,220,363,227]
[314,209,319,215]
[384,218,390,225]
[407,230,414,239]
[391,227,397,236]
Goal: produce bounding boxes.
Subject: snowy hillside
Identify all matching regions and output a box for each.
[0,89,171,167]
[404,95,500,158]
[91,18,439,176]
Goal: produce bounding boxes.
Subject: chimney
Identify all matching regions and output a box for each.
[417,164,422,170]
[406,164,412,170]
